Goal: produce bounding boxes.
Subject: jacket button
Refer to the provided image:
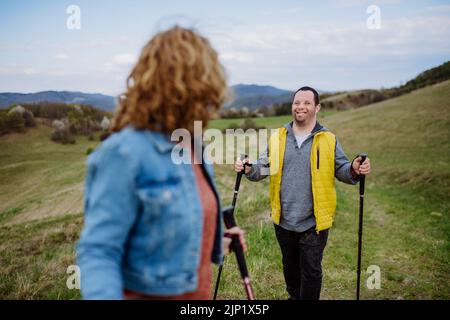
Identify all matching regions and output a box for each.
[162,189,171,201]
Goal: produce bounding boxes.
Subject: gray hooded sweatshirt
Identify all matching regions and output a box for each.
[246,121,359,232]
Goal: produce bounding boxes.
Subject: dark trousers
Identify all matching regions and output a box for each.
[274,224,328,300]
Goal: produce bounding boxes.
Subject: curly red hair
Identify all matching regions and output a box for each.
[111,27,227,134]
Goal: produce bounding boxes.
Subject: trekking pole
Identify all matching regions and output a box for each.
[213,154,251,300]
[222,205,255,300]
[356,153,368,300]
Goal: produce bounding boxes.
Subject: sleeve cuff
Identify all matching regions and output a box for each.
[350,159,360,182]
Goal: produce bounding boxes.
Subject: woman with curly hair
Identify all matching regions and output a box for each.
[77,26,246,300]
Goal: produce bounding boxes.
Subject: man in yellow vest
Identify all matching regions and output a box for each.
[235,86,371,300]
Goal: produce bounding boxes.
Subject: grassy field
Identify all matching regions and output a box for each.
[0,81,449,299]
[209,111,337,131]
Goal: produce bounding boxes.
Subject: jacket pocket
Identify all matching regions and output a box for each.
[137,186,174,218]
[299,228,328,246]
[136,179,189,251]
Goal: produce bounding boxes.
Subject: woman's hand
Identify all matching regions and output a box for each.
[223,226,247,255]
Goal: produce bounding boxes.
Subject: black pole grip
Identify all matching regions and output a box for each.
[223,206,237,229]
[358,153,367,170]
[222,206,250,278]
[230,236,250,278]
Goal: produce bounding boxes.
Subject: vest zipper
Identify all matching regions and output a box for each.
[317,148,320,170]
[316,146,320,234]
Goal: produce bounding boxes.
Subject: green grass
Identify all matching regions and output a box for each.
[0,213,82,299]
[0,81,449,299]
[0,125,97,299]
[0,125,98,225]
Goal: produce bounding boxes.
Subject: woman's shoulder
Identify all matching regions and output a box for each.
[90,127,173,165]
[107,125,152,144]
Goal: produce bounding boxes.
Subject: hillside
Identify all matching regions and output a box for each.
[0,81,449,299]
[320,61,450,110]
[321,89,385,110]
[0,126,95,225]
[383,61,450,98]
[0,91,116,111]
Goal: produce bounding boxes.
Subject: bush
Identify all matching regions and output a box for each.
[0,111,25,135]
[20,102,112,140]
[223,118,265,132]
[274,103,291,116]
[99,132,111,141]
[22,110,36,127]
[220,107,261,119]
[51,119,75,144]
[0,111,8,134]
[241,118,264,130]
[22,102,112,122]
[51,128,76,144]
[224,123,239,131]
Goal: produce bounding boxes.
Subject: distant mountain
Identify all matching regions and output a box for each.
[0,85,293,112]
[226,84,294,110]
[231,84,291,98]
[0,91,116,111]
[0,83,334,112]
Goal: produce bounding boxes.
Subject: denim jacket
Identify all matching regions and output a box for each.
[76,126,223,299]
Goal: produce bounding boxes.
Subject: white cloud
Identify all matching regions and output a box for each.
[209,14,450,89]
[220,51,254,63]
[103,53,137,75]
[212,15,450,64]
[0,43,35,51]
[427,5,450,13]
[112,53,137,66]
[103,53,138,73]
[336,0,404,5]
[55,53,69,60]
[23,68,39,75]
[279,6,303,14]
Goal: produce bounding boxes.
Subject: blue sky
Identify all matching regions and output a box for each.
[0,0,449,95]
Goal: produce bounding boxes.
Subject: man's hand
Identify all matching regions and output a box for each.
[223,226,247,255]
[235,157,251,174]
[352,156,371,175]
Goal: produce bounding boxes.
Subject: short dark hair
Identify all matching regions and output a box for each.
[293,86,320,106]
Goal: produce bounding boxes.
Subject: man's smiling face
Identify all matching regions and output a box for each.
[291,90,320,125]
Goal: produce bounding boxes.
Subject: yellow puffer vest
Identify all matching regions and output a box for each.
[268,127,337,232]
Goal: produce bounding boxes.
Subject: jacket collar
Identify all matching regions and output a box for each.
[144,130,174,153]
[148,130,205,160]
[284,121,324,136]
